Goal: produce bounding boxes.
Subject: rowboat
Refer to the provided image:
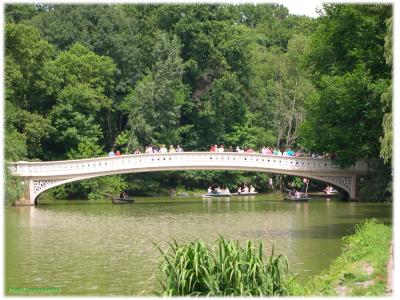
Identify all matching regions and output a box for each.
[307,192,339,197]
[283,194,310,202]
[202,193,231,198]
[112,197,135,204]
[231,192,258,196]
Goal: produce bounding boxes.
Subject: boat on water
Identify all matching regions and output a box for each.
[112,197,135,204]
[202,193,231,198]
[105,192,135,204]
[231,192,258,196]
[308,191,339,197]
[283,194,310,202]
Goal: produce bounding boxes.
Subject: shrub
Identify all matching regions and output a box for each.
[155,236,295,296]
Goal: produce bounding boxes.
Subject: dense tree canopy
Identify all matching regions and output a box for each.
[299,4,392,167]
[4,3,392,200]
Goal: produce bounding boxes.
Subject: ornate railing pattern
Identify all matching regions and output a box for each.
[9,152,368,178]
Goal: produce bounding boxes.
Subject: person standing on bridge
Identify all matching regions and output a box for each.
[108,149,115,157]
[176,145,184,152]
[159,145,168,154]
[145,145,153,153]
[169,145,176,153]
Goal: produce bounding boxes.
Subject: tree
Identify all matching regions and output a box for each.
[44,43,116,157]
[248,34,316,149]
[124,31,185,148]
[300,4,391,166]
[5,23,55,112]
[380,17,392,164]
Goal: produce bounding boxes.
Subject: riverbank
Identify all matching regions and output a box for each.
[300,219,392,296]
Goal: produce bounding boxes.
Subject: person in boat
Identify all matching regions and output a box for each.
[268,177,274,190]
[290,189,296,197]
[295,191,302,199]
[207,186,212,194]
[237,186,242,194]
[301,178,309,192]
[243,185,249,193]
[224,187,230,194]
[249,185,255,193]
[119,191,128,199]
[324,186,334,194]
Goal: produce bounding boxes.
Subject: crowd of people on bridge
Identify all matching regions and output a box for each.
[108,144,184,156]
[208,144,336,159]
[107,143,336,160]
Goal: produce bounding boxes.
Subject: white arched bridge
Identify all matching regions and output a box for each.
[8,152,369,205]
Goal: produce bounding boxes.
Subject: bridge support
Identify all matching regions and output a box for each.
[14,179,35,206]
[350,175,357,200]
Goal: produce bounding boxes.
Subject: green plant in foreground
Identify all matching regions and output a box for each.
[154,237,295,296]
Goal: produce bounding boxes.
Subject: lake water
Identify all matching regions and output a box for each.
[5,194,392,295]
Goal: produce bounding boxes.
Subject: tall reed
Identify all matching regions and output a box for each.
[155,236,295,296]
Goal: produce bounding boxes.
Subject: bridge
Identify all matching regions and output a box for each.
[8,152,369,205]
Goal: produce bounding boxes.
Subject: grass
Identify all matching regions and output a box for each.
[154,236,296,296]
[302,219,392,296]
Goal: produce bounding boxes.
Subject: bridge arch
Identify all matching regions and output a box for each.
[9,152,368,205]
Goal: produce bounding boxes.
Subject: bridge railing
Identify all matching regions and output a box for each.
[8,152,369,178]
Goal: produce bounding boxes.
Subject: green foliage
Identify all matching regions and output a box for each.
[359,160,392,201]
[156,237,295,296]
[67,139,104,160]
[300,66,387,166]
[125,31,185,146]
[4,168,25,206]
[307,4,391,78]
[4,128,27,162]
[6,4,42,23]
[380,17,392,164]
[87,175,128,200]
[50,103,103,156]
[300,4,391,167]
[5,23,55,111]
